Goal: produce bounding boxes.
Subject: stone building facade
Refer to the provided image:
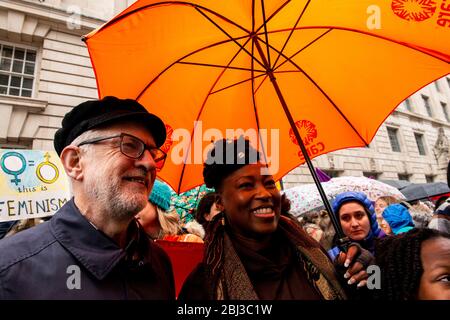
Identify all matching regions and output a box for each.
[0,0,129,150]
[1,0,449,188]
[283,76,450,188]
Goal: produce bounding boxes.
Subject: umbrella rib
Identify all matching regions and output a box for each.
[210,73,266,95]
[136,34,253,100]
[254,74,269,94]
[264,26,450,64]
[258,35,369,146]
[273,29,332,71]
[178,61,265,73]
[260,0,272,68]
[85,1,251,39]
[176,38,259,192]
[252,0,255,34]
[194,7,266,70]
[272,0,311,69]
[253,0,292,36]
[250,30,270,165]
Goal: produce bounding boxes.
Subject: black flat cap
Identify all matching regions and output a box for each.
[54,96,166,155]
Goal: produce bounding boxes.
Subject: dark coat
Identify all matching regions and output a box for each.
[0,199,175,300]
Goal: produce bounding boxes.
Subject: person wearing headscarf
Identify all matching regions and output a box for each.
[178,137,372,300]
[328,191,385,262]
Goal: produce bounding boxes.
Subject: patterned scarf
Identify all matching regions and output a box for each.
[205,215,347,300]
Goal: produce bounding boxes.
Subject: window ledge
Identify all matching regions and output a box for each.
[0,95,47,111]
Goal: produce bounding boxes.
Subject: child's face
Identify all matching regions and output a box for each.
[417,237,450,300]
[374,199,388,216]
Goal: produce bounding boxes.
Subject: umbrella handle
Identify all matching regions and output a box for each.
[337,236,351,253]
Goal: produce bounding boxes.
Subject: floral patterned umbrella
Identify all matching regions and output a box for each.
[284,176,405,217]
[171,184,215,223]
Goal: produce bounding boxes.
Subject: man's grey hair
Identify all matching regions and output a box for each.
[70,128,114,153]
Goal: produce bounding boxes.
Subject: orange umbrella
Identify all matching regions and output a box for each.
[84,0,450,239]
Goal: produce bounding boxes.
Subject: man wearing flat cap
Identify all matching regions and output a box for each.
[0,96,175,299]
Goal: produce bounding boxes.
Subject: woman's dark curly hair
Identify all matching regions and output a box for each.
[374,228,450,300]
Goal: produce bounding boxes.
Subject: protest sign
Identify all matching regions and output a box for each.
[0,150,71,222]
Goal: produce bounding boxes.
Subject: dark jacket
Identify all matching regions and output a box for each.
[179,216,347,300]
[0,199,175,300]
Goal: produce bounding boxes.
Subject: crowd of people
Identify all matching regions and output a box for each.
[0,96,449,300]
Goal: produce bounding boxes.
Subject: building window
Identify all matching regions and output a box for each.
[422,95,433,117]
[0,43,36,97]
[442,102,449,122]
[398,173,410,181]
[363,172,380,179]
[404,98,412,112]
[425,175,435,183]
[387,127,401,152]
[414,133,426,155]
[435,81,441,92]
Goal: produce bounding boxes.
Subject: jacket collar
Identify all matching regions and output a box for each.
[50,199,149,280]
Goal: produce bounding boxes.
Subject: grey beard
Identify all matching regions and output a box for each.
[86,176,146,222]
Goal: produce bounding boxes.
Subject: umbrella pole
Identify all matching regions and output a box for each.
[254,39,347,243]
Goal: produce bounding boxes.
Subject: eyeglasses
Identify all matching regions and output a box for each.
[77,133,167,170]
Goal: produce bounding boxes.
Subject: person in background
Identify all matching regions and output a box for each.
[2,219,45,238]
[179,137,373,300]
[136,180,204,242]
[194,192,221,232]
[299,211,324,244]
[428,198,450,234]
[0,221,16,240]
[374,228,450,300]
[434,195,449,211]
[380,203,415,235]
[374,196,399,222]
[328,191,386,262]
[407,200,434,228]
[0,96,175,299]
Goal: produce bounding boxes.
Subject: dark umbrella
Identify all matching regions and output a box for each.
[401,182,450,202]
[379,179,412,190]
[315,168,331,183]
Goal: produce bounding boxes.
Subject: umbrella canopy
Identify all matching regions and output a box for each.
[379,179,412,190]
[285,176,405,217]
[401,182,450,202]
[84,0,450,195]
[84,0,449,241]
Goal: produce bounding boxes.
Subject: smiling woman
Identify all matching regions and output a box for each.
[178,136,348,300]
